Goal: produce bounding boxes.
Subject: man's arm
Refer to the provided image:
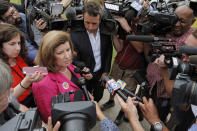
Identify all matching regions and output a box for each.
[112,35,124,52]
[154,55,174,96]
[160,68,174,96]
[114,17,144,53]
[139,97,169,131]
[93,101,120,131]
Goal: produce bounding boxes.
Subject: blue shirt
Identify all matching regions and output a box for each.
[188,123,197,131]
[100,118,120,131]
[16,13,38,64]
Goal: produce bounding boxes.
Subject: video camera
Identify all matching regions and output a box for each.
[171,72,197,106]
[132,70,151,98]
[26,0,87,32]
[165,46,197,106]
[70,0,84,16]
[51,93,96,131]
[0,108,44,131]
[104,0,142,17]
[103,0,142,35]
[126,35,180,62]
[136,11,178,35]
[0,93,96,131]
[168,57,197,106]
[26,0,66,31]
[165,46,197,80]
[64,0,117,35]
[135,0,178,36]
[168,57,197,80]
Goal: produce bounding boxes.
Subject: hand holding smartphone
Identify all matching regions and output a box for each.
[23,67,48,75]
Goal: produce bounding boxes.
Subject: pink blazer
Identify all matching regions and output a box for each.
[32,64,83,122]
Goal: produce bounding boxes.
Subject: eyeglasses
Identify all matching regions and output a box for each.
[0,90,12,108]
[3,7,17,22]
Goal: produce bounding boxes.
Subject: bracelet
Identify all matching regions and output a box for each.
[20,82,29,90]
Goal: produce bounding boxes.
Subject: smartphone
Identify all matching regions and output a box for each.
[23,67,48,75]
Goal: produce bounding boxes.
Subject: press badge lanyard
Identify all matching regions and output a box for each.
[10,63,24,79]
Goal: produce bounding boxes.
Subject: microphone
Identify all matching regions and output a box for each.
[73,61,86,70]
[73,61,91,74]
[132,71,150,88]
[103,76,127,101]
[102,76,142,102]
[189,55,197,65]
[116,80,143,102]
[126,35,175,42]
[78,77,90,101]
[178,46,197,55]
[74,89,84,101]
[51,93,70,107]
[65,7,76,20]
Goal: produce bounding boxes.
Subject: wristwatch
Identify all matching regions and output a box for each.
[127,30,132,35]
[153,121,164,131]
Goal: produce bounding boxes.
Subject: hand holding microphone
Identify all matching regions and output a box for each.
[102,76,143,102]
[73,61,93,101]
[116,95,140,122]
[81,67,93,80]
[73,61,93,80]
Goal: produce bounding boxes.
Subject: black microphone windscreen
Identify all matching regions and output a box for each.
[179,46,197,55]
[74,89,84,101]
[77,62,86,69]
[126,35,154,42]
[189,55,197,65]
[102,76,110,83]
[74,67,81,74]
[133,71,146,84]
[72,61,85,69]
[65,7,76,20]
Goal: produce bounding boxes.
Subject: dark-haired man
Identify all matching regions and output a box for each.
[0,0,45,64]
[70,2,112,102]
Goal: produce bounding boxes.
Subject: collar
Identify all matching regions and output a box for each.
[86,28,100,36]
[48,64,81,83]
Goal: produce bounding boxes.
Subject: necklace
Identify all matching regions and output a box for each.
[59,68,68,74]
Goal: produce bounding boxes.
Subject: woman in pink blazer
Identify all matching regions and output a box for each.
[32,31,92,123]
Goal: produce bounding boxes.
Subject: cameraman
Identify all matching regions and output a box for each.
[146,5,196,130]
[100,9,146,125]
[0,60,60,131]
[168,28,197,131]
[185,28,197,131]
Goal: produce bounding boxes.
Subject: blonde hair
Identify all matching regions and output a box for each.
[0,59,13,95]
[36,30,74,73]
